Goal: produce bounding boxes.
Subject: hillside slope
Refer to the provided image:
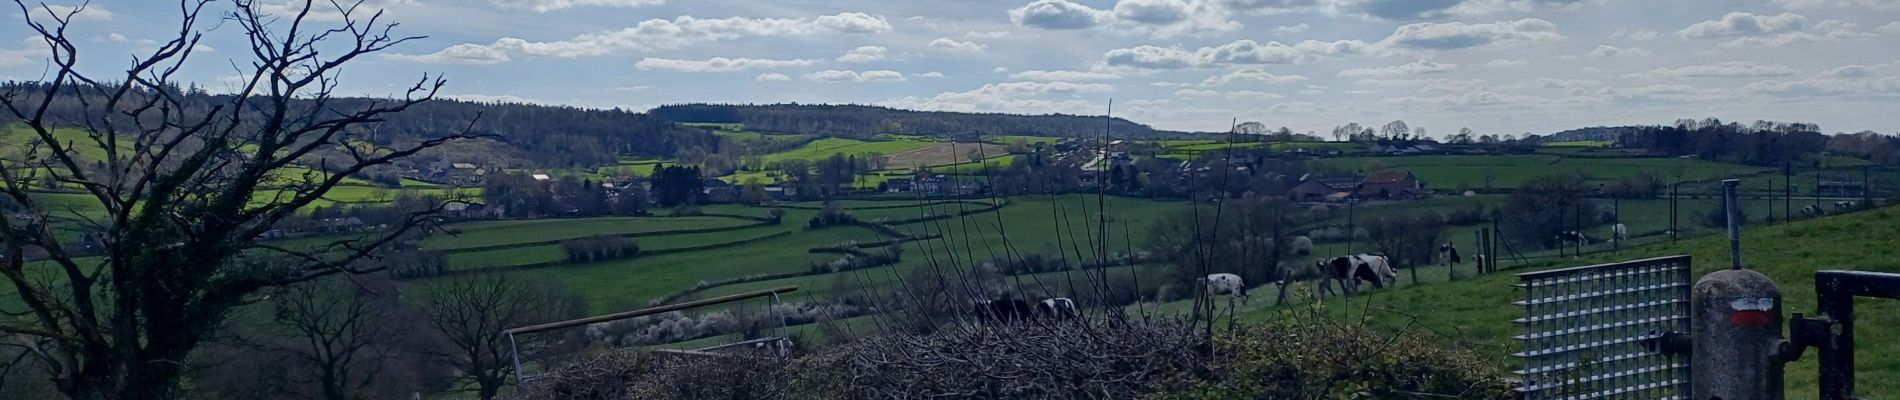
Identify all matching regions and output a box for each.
[1257,206,1900,397]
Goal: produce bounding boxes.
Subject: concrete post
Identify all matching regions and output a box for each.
[1690,269,1786,400]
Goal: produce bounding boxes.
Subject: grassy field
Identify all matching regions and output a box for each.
[1161,204,1900,397]
[421,216,755,251]
[1312,154,1770,189]
[760,138,935,164]
[1543,140,1613,147]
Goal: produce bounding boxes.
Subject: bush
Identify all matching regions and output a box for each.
[1444,204,1486,226]
[1147,318,1513,400]
[807,202,857,228]
[560,236,642,263]
[387,250,448,279]
[765,208,786,225]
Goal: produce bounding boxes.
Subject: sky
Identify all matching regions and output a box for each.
[3,0,1899,136]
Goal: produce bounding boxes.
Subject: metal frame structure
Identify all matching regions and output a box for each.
[1513,255,1694,399]
[501,286,798,394]
[1789,270,1900,400]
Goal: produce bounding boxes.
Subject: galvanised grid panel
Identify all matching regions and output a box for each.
[1513,255,1693,400]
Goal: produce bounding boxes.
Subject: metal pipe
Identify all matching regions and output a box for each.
[1724,179,1742,270]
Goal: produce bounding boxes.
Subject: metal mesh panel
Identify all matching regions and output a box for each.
[1513,255,1693,400]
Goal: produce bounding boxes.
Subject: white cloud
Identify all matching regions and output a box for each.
[104,33,128,43]
[1102,39,1379,69]
[1483,58,1528,68]
[1614,29,1660,41]
[930,38,988,52]
[1714,19,1879,48]
[392,13,891,63]
[489,0,664,12]
[1678,12,1808,39]
[1381,18,1563,50]
[803,69,909,83]
[1585,45,1650,58]
[879,81,1112,114]
[965,31,1014,39]
[634,57,816,72]
[1200,68,1307,86]
[1173,88,1221,97]
[756,72,792,82]
[448,93,549,104]
[1010,0,1112,29]
[1115,0,1193,24]
[837,46,887,63]
[1631,62,1800,79]
[39,4,113,21]
[1338,59,1458,77]
[916,71,946,78]
[1272,23,1310,34]
[1010,70,1123,81]
[1772,0,1900,10]
[384,43,512,65]
[1881,22,1900,35]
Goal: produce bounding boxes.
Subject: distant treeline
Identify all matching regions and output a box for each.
[649,103,1204,139]
[0,82,716,168]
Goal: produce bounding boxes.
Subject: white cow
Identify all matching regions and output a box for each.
[1612,223,1629,242]
[1803,205,1825,216]
[1352,254,1398,287]
[1201,273,1249,304]
[1038,297,1077,319]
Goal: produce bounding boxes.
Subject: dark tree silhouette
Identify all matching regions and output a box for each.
[0,1,477,398]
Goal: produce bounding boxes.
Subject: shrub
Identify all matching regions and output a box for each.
[765,208,786,225]
[807,202,857,228]
[1150,318,1513,400]
[386,250,448,279]
[560,236,642,263]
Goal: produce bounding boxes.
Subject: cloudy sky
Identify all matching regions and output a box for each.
[5,0,1899,136]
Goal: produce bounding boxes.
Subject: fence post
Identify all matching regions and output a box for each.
[1685,180,1786,400]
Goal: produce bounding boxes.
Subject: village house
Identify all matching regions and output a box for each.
[1356,170,1427,200]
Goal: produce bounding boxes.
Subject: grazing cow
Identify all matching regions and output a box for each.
[1558,231,1589,245]
[1037,297,1078,319]
[1316,255,1397,297]
[1353,254,1398,287]
[1438,243,1462,267]
[1836,201,1857,210]
[1612,223,1629,242]
[1803,205,1825,216]
[1200,273,1249,304]
[974,299,1034,323]
[1316,257,1356,297]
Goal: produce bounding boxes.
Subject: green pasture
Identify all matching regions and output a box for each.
[421,216,755,251]
[1311,154,1771,189]
[759,138,934,164]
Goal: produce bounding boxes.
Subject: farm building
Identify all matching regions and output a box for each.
[1356,170,1427,200]
[1288,176,1362,202]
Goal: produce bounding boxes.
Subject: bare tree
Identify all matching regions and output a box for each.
[0,1,477,398]
[412,273,587,400]
[270,276,400,400]
[1380,120,1410,140]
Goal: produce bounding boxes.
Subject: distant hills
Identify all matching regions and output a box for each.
[649,103,1208,139]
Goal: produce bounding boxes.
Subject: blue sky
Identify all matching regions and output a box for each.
[5,0,1898,135]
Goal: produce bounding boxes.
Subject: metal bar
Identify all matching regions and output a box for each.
[503,286,799,335]
[1724,179,1743,270]
[508,333,525,395]
[1516,255,1692,280]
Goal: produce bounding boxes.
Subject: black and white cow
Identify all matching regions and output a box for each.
[1037,297,1078,319]
[1439,243,1462,267]
[1803,204,1825,216]
[974,299,1034,323]
[1315,255,1397,297]
[1558,231,1589,245]
[1201,273,1249,305]
[1836,201,1857,210]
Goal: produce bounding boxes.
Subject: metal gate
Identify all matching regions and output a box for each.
[1513,255,1694,399]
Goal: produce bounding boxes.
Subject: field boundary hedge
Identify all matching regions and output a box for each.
[776,200,993,211]
[415,230,794,279]
[432,216,773,254]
